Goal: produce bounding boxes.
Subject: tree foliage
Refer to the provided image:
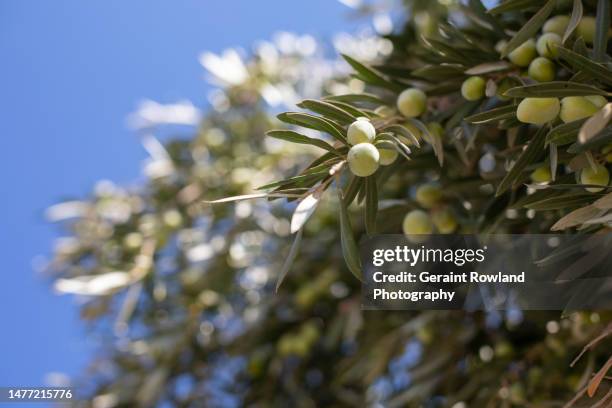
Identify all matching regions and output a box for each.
[47,1,612,406]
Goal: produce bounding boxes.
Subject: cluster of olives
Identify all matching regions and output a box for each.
[346,118,398,177]
[517,93,607,125]
[402,183,458,242]
[458,15,609,127]
[529,156,610,192]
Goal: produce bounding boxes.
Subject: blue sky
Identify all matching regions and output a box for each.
[0,0,361,393]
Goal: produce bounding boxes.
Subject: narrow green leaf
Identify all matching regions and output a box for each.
[496,126,547,196]
[563,0,583,43]
[465,104,516,124]
[525,193,601,210]
[343,174,363,206]
[504,81,610,98]
[412,64,465,80]
[364,176,378,236]
[594,0,610,61]
[324,93,386,105]
[341,54,402,92]
[266,130,338,153]
[257,172,328,191]
[546,118,587,145]
[502,0,555,57]
[408,119,444,166]
[297,99,357,125]
[488,0,543,14]
[337,188,363,280]
[556,47,612,86]
[324,100,371,119]
[277,112,347,144]
[383,124,421,148]
[275,229,303,292]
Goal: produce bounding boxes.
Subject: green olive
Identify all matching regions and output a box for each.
[431,208,458,234]
[378,146,398,165]
[543,15,570,36]
[508,39,537,67]
[528,57,555,82]
[530,166,552,183]
[397,88,427,118]
[402,210,434,243]
[347,119,376,145]
[577,17,596,44]
[536,33,561,58]
[516,97,560,124]
[584,95,607,108]
[461,76,486,101]
[560,96,601,123]
[347,143,380,177]
[580,164,610,193]
[415,183,442,209]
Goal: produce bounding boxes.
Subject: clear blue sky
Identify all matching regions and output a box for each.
[0,0,361,393]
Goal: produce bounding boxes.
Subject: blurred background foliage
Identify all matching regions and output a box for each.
[46,0,612,406]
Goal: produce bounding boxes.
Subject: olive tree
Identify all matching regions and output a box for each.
[47,1,612,406]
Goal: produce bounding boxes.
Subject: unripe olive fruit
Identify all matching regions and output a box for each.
[508,39,537,67]
[431,208,458,234]
[536,33,561,58]
[528,57,555,82]
[530,166,552,183]
[402,210,434,243]
[560,96,601,123]
[378,146,398,165]
[584,95,607,108]
[397,88,427,118]
[461,76,486,101]
[347,119,376,145]
[516,97,560,124]
[415,183,442,208]
[543,15,570,36]
[580,164,610,193]
[577,17,596,44]
[347,143,380,177]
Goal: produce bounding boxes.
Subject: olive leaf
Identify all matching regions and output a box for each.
[337,188,362,280]
[504,81,610,98]
[297,99,357,125]
[578,103,612,144]
[364,176,378,236]
[275,228,303,292]
[501,0,555,57]
[488,0,543,14]
[465,104,516,124]
[277,112,347,143]
[465,61,512,75]
[343,174,363,206]
[550,204,602,230]
[556,47,612,86]
[563,0,583,43]
[546,119,587,145]
[324,93,386,105]
[383,124,421,147]
[266,130,339,153]
[593,0,610,61]
[496,126,547,196]
[341,54,402,92]
[290,193,320,233]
